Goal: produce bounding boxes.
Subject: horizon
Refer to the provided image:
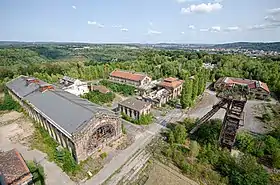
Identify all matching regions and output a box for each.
[1,0,280,43]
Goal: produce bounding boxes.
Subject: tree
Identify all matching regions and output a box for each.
[192,75,199,101]
[174,124,187,144]
[272,148,280,169]
[189,140,200,158]
[180,78,188,109]
[168,131,175,144]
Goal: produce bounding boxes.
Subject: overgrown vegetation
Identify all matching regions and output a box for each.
[31,124,80,176]
[156,118,270,185]
[0,91,21,111]
[82,90,115,105]
[121,112,153,125]
[26,160,45,185]
[100,80,135,96]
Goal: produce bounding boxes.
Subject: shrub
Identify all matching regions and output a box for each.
[272,148,280,169]
[82,90,115,105]
[121,124,127,134]
[0,92,21,111]
[27,160,45,185]
[100,152,108,159]
[100,80,135,96]
[174,124,187,144]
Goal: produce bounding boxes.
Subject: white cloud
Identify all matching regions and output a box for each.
[268,8,280,15]
[248,23,280,30]
[112,25,123,28]
[181,3,223,14]
[181,31,185,34]
[120,28,129,32]
[189,25,195,29]
[210,26,221,32]
[265,15,280,23]
[200,28,209,32]
[87,21,104,28]
[199,26,221,32]
[149,21,153,26]
[72,5,76,9]
[147,29,162,35]
[224,26,240,31]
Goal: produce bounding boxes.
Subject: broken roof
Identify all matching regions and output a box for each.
[118,98,151,111]
[221,77,270,93]
[6,76,116,135]
[0,149,32,185]
[158,77,184,89]
[110,70,149,82]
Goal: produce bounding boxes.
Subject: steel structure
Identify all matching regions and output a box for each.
[190,88,247,149]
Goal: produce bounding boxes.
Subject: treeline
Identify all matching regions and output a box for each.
[181,70,208,108]
[1,46,280,99]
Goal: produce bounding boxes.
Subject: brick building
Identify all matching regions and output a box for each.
[6,76,122,163]
[109,70,151,87]
[0,149,33,185]
[118,98,151,120]
[214,77,270,99]
[157,77,184,99]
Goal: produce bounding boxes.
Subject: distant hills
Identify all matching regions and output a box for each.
[0,41,280,52]
[212,42,280,52]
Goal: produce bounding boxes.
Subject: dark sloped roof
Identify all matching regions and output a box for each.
[0,149,32,185]
[118,98,151,111]
[6,76,116,135]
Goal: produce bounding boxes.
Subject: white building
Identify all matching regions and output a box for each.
[59,76,89,96]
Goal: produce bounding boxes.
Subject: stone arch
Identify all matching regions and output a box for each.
[87,123,116,155]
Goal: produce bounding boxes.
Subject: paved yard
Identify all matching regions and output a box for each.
[187,90,273,134]
[0,117,76,185]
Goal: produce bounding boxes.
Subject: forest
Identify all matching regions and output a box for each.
[1,44,280,184]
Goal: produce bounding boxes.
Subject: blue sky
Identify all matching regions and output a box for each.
[1,0,280,43]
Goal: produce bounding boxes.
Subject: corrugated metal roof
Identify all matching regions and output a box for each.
[6,76,116,135]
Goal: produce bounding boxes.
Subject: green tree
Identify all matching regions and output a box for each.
[189,140,200,158]
[174,124,187,144]
[272,148,280,169]
[192,75,199,101]
[168,131,175,144]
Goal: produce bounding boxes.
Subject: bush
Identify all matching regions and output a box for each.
[194,119,221,145]
[272,148,280,169]
[174,124,187,144]
[100,80,135,96]
[0,92,21,111]
[27,160,45,185]
[100,152,108,159]
[82,90,115,105]
[121,124,126,134]
[136,113,153,125]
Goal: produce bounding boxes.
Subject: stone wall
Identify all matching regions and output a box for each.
[72,114,122,162]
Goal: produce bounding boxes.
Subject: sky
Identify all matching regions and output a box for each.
[0,0,280,44]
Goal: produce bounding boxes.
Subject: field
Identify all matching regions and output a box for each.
[144,160,198,185]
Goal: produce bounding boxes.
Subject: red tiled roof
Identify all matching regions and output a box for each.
[159,78,184,89]
[222,77,270,93]
[260,82,270,93]
[0,149,32,185]
[110,70,148,82]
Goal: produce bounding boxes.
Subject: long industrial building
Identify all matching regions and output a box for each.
[6,76,122,163]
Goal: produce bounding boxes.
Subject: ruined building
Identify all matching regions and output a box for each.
[6,76,122,163]
[214,77,270,100]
